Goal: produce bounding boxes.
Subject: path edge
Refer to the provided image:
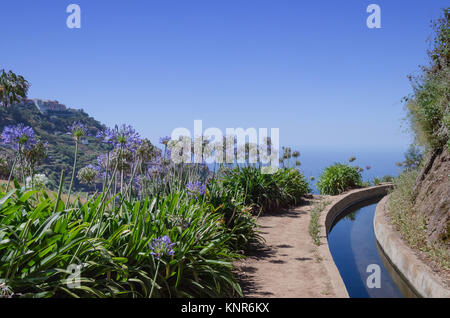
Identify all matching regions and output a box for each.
[374,195,450,298]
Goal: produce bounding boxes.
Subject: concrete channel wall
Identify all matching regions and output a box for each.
[374,195,450,298]
[317,185,392,298]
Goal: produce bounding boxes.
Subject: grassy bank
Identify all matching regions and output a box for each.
[387,171,450,271]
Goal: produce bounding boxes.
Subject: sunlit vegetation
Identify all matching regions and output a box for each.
[316,163,362,195]
[388,8,450,271]
[388,171,449,270]
[309,200,330,246]
[0,119,310,298]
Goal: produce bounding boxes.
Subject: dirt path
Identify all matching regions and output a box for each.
[234,196,344,298]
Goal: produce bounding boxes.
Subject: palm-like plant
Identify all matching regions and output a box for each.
[0,187,243,298]
[0,70,30,107]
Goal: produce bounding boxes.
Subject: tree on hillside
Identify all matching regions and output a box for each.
[0,69,30,107]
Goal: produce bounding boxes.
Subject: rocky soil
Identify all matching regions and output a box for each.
[413,147,450,247]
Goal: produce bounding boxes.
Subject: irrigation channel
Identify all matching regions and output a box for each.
[327,196,420,298]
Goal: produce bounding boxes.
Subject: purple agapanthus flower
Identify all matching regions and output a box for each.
[159,136,171,145]
[96,153,108,168]
[96,124,141,152]
[95,153,112,179]
[67,121,88,140]
[1,124,37,150]
[149,235,175,259]
[159,136,170,145]
[186,181,206,196]
[96,129,114,144]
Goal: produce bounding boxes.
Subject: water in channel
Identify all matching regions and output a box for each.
[327,196,419,298]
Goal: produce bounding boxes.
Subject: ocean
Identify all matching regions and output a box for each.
[296,148,405,193]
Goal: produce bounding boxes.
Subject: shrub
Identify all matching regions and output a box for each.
[407,72,448,150]
[316,163,362,195]
[405,9,449,151]
[218,166,310,214]
[273,168,311,207]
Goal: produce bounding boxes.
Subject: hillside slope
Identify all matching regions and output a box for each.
[413,148,450,247]
[0,99,108,190]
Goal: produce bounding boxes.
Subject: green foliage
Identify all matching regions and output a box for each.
[206,180,262,251]
[217,166,310,214]
[0,142,313,297]
[0,70,29,108]
[316,163,362,195]
[396,144,424,171]
[405,9,449,151]
[389,9,450,271]
[0,188,242,298]
[308,200,330,246]
[388,170,420,241]
[381,175,395,183]
[406,70,449,149]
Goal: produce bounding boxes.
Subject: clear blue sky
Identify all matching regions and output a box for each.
[1,0,447,152]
